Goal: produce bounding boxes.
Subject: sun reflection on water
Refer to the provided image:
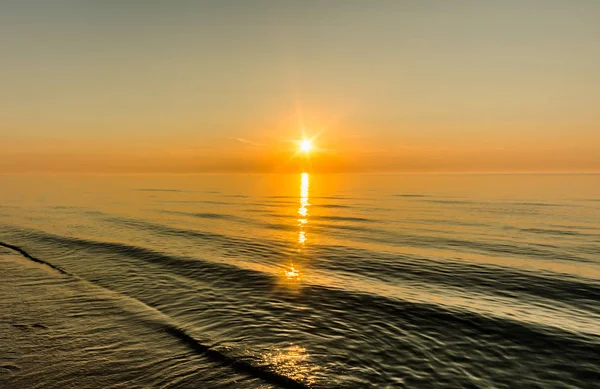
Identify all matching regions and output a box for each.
[263,345,318,386]
[285,264,300,281]
[298,231,307,244]
[284,173,310,282]
[298,172,309,245]
[271,173,319,385]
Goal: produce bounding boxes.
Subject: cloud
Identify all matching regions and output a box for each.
[232,137,264,147]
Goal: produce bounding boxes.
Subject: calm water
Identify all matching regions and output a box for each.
[1,174,599,388]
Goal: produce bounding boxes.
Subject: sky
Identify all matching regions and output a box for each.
[1,0,599,173]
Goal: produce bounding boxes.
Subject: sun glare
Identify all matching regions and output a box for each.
[299,139,312,153]
[285,264,300,281]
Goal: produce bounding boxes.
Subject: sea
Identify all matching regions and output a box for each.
[1,173,599,388]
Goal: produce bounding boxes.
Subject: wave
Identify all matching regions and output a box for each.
[102,217,290,257]
[311,215,377,223]
[0,240,311,389]
[90,218,600,292]
[94,214,600,316]
[311,220,594,264]
[509,201,568,207]
[414,198,574,209]
[155,199,233,206]
[159,210,248,222]
[42,207,593,273]
[0,242,69,275]
[154,211,298,234]
[18,215,599,320]
[5,229,600,334]
[307,243,600,314]
[421,199,478,205]
[313,204,352,209]
[2,230,600,387]
[520,227,589,237]
[135,189,186,193]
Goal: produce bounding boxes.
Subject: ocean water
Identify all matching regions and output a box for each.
[1,173,599,388]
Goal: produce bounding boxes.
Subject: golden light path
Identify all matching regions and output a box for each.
[276,171,319,386]
[285,172,310,281]
[262,345,318,386]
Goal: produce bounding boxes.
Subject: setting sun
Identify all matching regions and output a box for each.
[299,140,313,153]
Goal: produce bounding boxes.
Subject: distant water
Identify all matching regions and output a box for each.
[1,173,599,388]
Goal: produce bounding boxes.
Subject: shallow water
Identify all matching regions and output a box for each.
[1,173,599,388]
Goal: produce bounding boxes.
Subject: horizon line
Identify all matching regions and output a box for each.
[1,171,599,176]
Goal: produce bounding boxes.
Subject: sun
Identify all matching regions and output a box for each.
[299,139,313,153]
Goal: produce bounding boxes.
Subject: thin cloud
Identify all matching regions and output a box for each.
[231,137,264,147]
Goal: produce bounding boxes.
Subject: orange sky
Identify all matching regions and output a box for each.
[1,1,599,173]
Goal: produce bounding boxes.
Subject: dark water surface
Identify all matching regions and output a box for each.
[1,174,599,388]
